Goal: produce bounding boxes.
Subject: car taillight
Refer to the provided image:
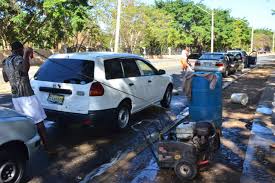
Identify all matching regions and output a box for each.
[195,61,201,66]
[89,82,104,96]
[215,63,224,67]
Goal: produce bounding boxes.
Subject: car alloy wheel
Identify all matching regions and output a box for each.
[117,104,130,129]
[0,162,17,183]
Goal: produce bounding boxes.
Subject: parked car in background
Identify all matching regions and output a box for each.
[194,52,238,77]
[31,52,173,130]
[187,53,202,68]
[227,49,248,68]
[227,49,257,67]
[0,107,40,183]
[258,48,266,54]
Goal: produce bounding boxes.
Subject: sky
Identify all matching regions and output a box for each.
[142,0,275,30]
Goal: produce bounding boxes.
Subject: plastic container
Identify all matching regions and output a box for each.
[231,93,249,105]
[189,72,223,128]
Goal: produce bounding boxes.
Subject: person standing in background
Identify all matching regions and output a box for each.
[180,46,192,71]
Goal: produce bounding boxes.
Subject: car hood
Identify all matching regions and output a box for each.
[0,107,26,119]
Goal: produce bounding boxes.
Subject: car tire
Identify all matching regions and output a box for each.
[160,85,173,108]
[174,160,197,180]
[238,63,245,73]
[115,102,131,130]
[222,70,229,77]
[0,150,26,183]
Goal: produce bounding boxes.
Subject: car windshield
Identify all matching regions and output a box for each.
[34,59,94,84]
[199,54,224,60]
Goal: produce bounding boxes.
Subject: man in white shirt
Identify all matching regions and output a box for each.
[181,46,192,71]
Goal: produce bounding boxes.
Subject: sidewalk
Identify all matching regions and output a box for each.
[241,71,275,183]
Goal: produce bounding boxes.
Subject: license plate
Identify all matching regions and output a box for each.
[204,63,212,67]
[47,94,64,105]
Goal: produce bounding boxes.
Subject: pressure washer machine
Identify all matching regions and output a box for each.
[131,118,221,181]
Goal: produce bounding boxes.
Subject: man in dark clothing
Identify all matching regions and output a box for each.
[2,41,49,151]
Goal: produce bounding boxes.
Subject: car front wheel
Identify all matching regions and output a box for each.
[161,85,173,108]
[0,150,26,183]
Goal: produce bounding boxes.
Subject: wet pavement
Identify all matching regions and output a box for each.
[24,95,188,183]
[87,64,275,183]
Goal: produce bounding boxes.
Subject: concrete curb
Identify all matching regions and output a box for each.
[240,70,275,183]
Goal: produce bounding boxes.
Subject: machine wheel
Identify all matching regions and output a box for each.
[174,160,197,180]
[213,132,221,152]
[0,150,26,183]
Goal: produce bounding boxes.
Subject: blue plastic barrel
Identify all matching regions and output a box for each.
[189,72,223,128]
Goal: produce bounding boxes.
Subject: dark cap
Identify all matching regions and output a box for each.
[11,41,24,51]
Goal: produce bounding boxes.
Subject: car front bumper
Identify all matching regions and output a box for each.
[44,108,117,126]
[25,134,41,159]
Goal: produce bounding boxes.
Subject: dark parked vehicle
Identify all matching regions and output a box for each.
[194,52,239,77]
[227,50,257,67]
[188,53,202,68]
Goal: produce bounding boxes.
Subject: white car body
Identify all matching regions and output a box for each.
[31,52,173,127]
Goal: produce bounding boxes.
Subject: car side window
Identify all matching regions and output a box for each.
[121,59,141,77]
[104,59,124,80]
[136,60,157,76]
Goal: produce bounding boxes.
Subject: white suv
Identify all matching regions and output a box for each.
[31,52,173,129]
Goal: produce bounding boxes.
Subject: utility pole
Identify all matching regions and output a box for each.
[211,10,214,53]
[273,31,275,53]
[114,0,121,53]
[195,5,214,52]
[250,27,254,52]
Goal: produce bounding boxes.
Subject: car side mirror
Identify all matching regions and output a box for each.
[158,69,166,75]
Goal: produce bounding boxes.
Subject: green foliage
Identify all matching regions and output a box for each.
[254,29,273,51]
[156,0,251,52]
[0,0,255,54]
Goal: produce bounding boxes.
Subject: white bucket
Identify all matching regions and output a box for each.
[231,93,249,106]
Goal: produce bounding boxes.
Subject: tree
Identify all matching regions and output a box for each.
[254,29,273,51]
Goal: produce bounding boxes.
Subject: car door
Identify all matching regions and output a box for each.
[135,59,165,103]
[120,58,147,111]
[103,58,142,112]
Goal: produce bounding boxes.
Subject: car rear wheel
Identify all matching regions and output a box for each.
[238,63,245,73]
[115,102,131,130]
[222,70,229,77]
[0,150,26,183]
[160,85,173,108]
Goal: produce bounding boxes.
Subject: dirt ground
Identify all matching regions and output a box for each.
[91,65,274,183]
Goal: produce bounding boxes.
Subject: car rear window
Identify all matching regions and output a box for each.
[188,53,201,59]
[227,51,239,56]
[199,54,224,60]
[34,59,94,84]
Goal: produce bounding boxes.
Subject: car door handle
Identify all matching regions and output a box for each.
[128,83,134,86]
[148,80,152,83]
